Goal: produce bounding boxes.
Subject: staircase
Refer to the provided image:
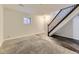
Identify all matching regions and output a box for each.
[48,4,79,53]
[48,4,79,36]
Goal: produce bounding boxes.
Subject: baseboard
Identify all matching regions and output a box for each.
[0,40,4,47]
[5,32,45,40]
[0,32,45,47]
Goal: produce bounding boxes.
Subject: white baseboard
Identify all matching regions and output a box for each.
[5,32,45,40]
[0,32,45,47]
[0,40,4,47]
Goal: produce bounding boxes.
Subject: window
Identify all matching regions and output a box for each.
[23,17,31,24]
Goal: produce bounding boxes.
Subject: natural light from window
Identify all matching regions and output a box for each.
[23,17,31,24]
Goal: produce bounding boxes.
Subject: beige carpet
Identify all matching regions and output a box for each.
[0,34,77,54]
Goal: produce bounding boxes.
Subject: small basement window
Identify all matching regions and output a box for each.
[23,17,31,24]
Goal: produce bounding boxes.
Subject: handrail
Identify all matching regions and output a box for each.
[48,4,79,36]
[48,10,62,26]
[48,5,78,26]
[48,6,72,26]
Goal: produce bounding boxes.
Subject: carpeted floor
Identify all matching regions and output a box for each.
[0,34,77,54]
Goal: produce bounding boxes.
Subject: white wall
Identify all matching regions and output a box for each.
[55,14,79,40]
[0,5,4,46]
[54,19,74,38]
[3,7,45,39]
[73,15,79,40]
[43,15,51,35]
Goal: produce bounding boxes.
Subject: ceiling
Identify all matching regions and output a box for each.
[4,4,73,15]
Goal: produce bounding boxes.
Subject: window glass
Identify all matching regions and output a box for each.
[24,17,31,24]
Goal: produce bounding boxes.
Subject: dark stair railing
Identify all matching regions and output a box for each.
[48,4,79,36]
